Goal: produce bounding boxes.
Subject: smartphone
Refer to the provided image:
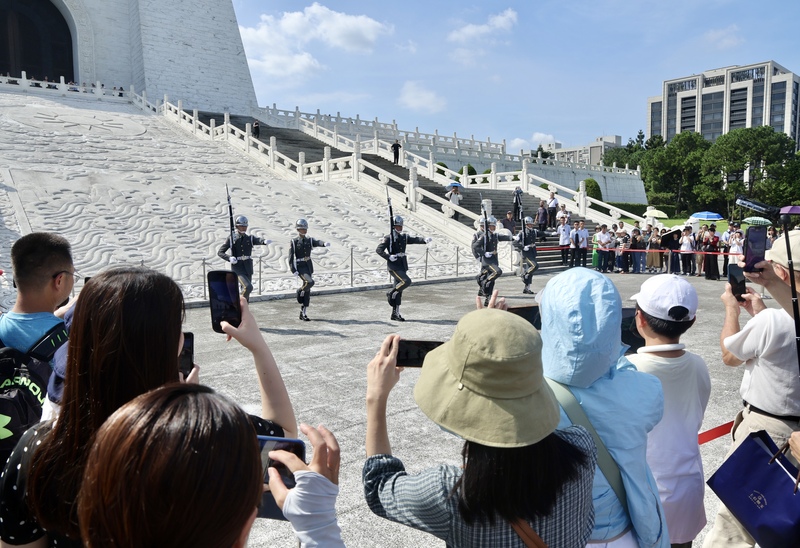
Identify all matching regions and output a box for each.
[729,264,747,302]
[179,332,193,379]
[620,308,645,354]
[396,340,444,367]
[257,436,306,487]
[507,305,542,330]
[743,226,767,272]
[207,271,241,333]
[83,276,91,284]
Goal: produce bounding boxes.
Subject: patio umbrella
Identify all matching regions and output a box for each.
[645,208,668,218]
[689,211,724,221]
[742,216,772,226]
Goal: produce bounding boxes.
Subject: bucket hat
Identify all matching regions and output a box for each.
[413,308,560,448]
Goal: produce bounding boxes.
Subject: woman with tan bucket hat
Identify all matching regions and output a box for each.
[363,308,597,547]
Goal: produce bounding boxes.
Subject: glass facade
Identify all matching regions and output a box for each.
[666,95,677,141]
[771,81,786,132]
[650,101,662,138]
[729,88,748,130]
[751,83,764,127]
[701,92,724,142]
[680,96,696,132]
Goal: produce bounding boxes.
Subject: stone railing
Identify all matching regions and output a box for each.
[0,72,130,100]
[134,93,650,237]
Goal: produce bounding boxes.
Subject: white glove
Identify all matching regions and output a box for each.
[523,246,530,251]
[389,254,397,262]
[324,242,331,247]
[425,237,432,244]
[265,239,273,245]
[484,252,493,258]
[293,271,299,277]
[229,257,238,265]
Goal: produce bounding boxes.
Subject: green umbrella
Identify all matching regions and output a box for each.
[742,216,772,226]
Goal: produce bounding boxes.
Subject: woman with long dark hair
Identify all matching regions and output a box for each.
[78,384,343,548]
[363,307,596,546]
[0,266,295,547]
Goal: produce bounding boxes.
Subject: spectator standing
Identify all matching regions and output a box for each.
[569,221,582,268]
[536,201,548,240]
[704,230,800,548]
[630,228,645,273]
[629,275,710,547]
[252,119,260,139]
[547,191,559,228]
[499,211,516,233]
[679,227,694,275]
[703,224,721,280]
[577,220,589,267]
[539,268,668,547]
[720,224,736,276]
[363,309,598,547]
[0,233,74,458]
[555,203,571,225]
[557,216,571,266]
[391,140,402,165]
[444,186,463,221]
[591,225,602,269]
[646,227,661,273]
[597,225,612,273]
[695,225,708,277]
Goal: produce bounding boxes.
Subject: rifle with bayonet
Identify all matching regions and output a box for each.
[386,187,395,254]
[226,183,236,252]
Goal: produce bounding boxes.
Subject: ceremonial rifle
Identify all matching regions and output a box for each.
[479,192,489,250]
[226,184,236,251]
[386,187,394,254]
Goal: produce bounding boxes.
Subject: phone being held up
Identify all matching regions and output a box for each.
[728,264,747,302]
[743,225,767,272]
[179,332,194,379]
[207,271,242,333]
[257,435,306,521]
[396,340,444,367]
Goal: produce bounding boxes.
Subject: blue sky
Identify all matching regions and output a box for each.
[232,0,800,152]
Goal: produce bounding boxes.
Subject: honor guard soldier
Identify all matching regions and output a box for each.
[376,215,431,321]
[472,216,513,306]
[217,215,270,302]
[513,216,539,294]
[288,218,330,321]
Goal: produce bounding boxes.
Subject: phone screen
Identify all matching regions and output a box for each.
[507,305,542,330]
[728,264,747,302]
[743,226,767,272]
[257,436,306,487]
[620,308,645,354]
[396,340,444,367]
[179,332,193,379]
[207,271,241,333]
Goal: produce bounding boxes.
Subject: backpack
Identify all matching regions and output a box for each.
[0,322,68,464]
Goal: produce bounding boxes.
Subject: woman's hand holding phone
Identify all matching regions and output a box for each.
[221,298,268,352]
[268,424,340,510]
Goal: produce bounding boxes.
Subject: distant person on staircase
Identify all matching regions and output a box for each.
[288,219,330,321]
[376,216,432,321]
[536,201,549,241]
[391,140,402,165]
[444,186,462,221]
[547,192,559,229]
[512,186,524,221]
[217,215,271,301]
[252,120,260,139]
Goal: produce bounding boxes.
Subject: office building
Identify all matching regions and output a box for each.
[647,60,800,149]
[541,135,622,165]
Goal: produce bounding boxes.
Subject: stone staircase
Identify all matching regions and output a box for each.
[199,112,595,274]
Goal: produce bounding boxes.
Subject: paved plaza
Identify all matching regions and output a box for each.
[189,270,754,547]
[0,91,766,546]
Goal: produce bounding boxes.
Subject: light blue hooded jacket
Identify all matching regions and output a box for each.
[540,269,668,548]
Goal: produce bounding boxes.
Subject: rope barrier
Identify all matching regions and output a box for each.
[698,421,734,445]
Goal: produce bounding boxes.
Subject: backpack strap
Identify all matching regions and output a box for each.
[26,322,68,362]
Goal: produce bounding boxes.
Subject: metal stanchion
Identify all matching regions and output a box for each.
[258,257,262,295]
[424,248,429,280]
[350,247,354,287]
[456,246,459,276]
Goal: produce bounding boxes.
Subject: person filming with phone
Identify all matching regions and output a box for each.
[363,308,597,546]
[704,230,800,547]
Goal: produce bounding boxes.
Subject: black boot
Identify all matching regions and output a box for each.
[299,307,310,321]
[391,308,405,322]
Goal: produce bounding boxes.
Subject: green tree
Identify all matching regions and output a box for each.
[534,144,552,159]
[435,161,448,176]
[584,178,602,201]
[701,126,796,214]
[645,134,665,150]
[650,131,710,216]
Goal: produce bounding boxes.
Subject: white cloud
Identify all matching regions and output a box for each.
[449,47,486,67]
[508,132,556,152]
[398,81,446,114]
[447,9,518,43]
[703,24,743,50]
[240,3,391,86]
[396,40,418,54]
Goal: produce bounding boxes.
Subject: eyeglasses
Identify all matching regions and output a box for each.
[52,270,79,281]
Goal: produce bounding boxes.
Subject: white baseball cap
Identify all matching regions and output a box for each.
[630,274,697,322]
